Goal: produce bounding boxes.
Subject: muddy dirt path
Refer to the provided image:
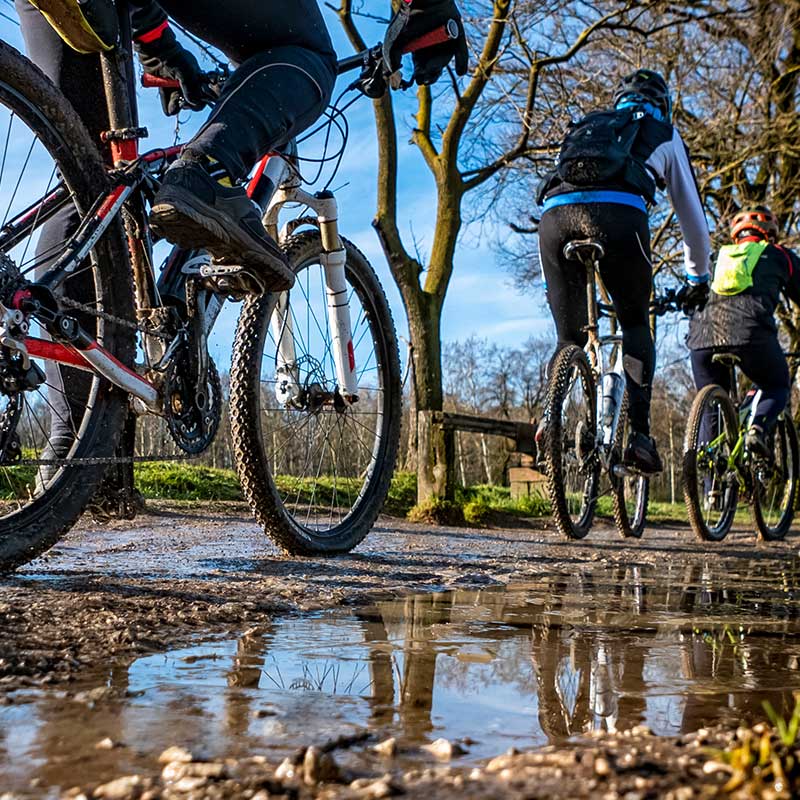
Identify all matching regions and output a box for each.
[1,504,798,798]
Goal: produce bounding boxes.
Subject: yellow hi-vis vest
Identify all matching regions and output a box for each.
[28,0,118,53]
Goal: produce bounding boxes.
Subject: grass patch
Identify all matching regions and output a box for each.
[134,463,242,501]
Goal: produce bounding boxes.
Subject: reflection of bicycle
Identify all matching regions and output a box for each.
[541,240,677,539]
[683,352,799,541]
[0,5,450,569]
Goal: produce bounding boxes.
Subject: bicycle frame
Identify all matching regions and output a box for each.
[2,3,361,418]
[579,252,626,468]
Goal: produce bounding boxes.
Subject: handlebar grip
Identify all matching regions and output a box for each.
[401,19,459,54]
[141,74,180,89]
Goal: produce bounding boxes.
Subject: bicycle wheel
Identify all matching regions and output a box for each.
[752,414,798,541]
[230,231,401,554]
[542,345,599,539]
[611,393,649,538]
[683,385,738,542]
[0,43,134,571]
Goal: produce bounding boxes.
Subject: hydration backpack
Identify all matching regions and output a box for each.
[555,108,656,204]
[711,241,768,296]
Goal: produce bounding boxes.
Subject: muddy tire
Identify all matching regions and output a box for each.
[542,345,599,539]
[682,384,738,542]
[230,231,401,555]
[611,395,649,538]
[0,42,134,571]
[752,413,798,542]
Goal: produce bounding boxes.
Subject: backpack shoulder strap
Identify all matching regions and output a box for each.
[774,244,794,278]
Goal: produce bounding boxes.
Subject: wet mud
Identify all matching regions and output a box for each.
[1,502,799,797]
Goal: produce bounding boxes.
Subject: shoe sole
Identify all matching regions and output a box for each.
[150,189,295,294]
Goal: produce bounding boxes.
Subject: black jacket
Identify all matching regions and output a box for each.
[687,242,800,349]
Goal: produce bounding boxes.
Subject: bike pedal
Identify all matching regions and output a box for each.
[200,263,266,298]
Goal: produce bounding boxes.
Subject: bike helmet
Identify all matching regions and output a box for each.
[730,205,779,243]
[613,69,672,121]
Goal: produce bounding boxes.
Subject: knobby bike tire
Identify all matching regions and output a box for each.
[542,345,599,540]
[229,231,401,555]
[612,394,649,539]
[0,42,134,572]
[682,384,738,542]
[752,414,799,542]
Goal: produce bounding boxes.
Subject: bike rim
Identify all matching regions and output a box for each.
[754,419,795,535]
[0,81,106,518]
[258,257,388,535]
[692,394,737,536]
[557,359,597,527]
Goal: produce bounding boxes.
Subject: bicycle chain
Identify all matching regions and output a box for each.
[11,295,197,467]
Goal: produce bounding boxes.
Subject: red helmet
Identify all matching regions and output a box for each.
[730,205,779,243]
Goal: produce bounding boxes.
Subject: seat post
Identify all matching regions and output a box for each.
[99,0,142,164]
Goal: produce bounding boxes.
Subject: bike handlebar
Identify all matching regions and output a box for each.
[141,22,458,90]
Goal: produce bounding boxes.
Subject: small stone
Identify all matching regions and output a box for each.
[634,777,649,790]
[95,738,118,750]
[753,722,767,734]
[373,737,398,757]
[158,746,193,765]
[93,775,144,799]
[422,738,466,760]
[354,778,402,798]
[184,763,225,779]
[251,793,270,800]
[735,726,749,741]
[702,760,729,774]
[274,758,296,781]
[161,763,186,783]
[668,789,694,800]
[594,757,611,777]
[303,746,341,784]
[253,708,277,718]
[172,776,207,792]
[630,725,651,737]
[468,769,482,781]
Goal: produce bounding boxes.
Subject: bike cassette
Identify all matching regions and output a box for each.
[164,348,222,455]
[200,263,266,298]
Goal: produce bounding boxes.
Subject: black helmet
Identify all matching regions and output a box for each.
[613,69,671,121]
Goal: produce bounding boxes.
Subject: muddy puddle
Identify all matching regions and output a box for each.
[4,559,800,796]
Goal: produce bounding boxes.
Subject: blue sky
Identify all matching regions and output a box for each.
[0,4,554,357]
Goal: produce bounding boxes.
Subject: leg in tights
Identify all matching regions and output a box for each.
[735,339,790,431]
[539,202,654,434]
[15,0,108,457]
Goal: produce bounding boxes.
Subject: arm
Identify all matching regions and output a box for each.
[653,129,711,283]
[783,249,800,308]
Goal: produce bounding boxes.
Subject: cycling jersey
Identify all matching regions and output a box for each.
[540,114,710,281]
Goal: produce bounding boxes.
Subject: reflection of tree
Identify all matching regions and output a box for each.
[225,627,271,737]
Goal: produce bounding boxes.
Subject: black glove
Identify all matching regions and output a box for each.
[675,280,710,314]
[386,0,469,86]
[136,27,215,116]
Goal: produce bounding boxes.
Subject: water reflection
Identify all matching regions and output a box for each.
[4,559,800,795]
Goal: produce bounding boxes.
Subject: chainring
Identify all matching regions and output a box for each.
[164,346,222,455]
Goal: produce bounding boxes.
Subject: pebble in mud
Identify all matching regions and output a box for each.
[422,738,466,760]
[373,737,398,758]
[92,775,149,799]
[158,746,193,764]
[303,746,342,785]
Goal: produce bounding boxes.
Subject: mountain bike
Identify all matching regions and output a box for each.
[682,352,799,542]
[0,5,450,570]
[540,239,678,540]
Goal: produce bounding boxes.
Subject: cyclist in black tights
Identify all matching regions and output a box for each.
[537,70,711,474]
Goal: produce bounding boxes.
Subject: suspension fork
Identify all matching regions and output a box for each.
[317,192,358,401]
[267,190,359,405]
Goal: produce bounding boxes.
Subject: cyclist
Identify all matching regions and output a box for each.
[15,0,467,504]
[687,205,800,457]
[536,69,710,474]
[17,0,468,294]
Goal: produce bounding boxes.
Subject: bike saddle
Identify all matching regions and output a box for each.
[711,352,741,366]
[563,239,605,264]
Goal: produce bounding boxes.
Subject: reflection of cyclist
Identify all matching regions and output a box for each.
[537,70,710,474]
[17,0,468,294]
[687,206,800,457]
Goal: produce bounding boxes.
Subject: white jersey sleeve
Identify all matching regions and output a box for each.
[645,129,710,281]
